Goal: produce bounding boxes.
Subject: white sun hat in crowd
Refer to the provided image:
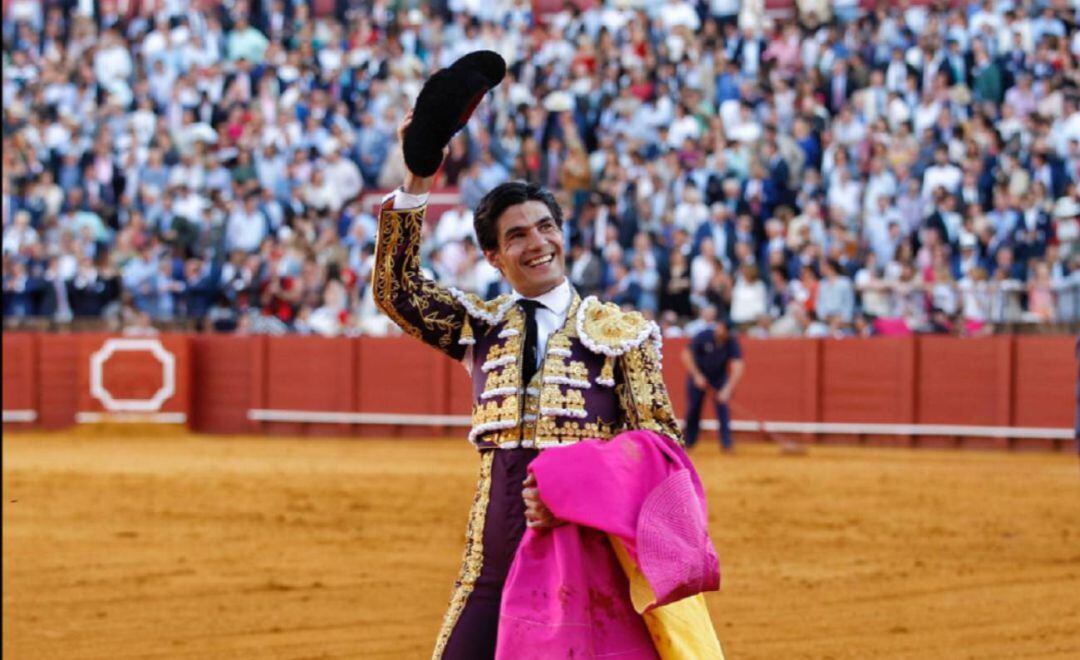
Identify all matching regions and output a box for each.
[1053,196,1080,218]
[543,91,573,113]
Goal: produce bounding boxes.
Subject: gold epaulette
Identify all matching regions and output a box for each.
[575,296,662,358]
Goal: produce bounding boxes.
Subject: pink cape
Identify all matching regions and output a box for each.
[496,430,720,659]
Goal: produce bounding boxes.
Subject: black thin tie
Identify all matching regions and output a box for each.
[518,299,544,387]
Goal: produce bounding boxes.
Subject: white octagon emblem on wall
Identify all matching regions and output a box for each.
[89,338,176,412]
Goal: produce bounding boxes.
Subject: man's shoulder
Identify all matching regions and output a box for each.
[575,296,662,358]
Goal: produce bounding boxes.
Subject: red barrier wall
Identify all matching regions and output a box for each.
[262,336,357,437]
[190,335,264,434]
[355,336,454,436]
[2,333,36,418]
[36,334,79,430]
[732,338,821,422]
[917,336,1013,427]
[1013,336,1076,429]
[821,338,915,424]
[3,333,1076,450]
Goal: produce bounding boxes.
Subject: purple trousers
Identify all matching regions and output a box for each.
[442,448,538,659]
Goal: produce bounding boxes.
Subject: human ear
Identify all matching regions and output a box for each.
[484,249,503,273]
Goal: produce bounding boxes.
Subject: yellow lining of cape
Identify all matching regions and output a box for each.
[609,536,725,660]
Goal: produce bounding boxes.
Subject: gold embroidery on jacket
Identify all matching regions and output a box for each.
[616,340,683,444]
[473,395,520,426]
[432,450,494,658]
[543,359,591,386]
[472,296,585,448]
[372,204,465,354]
[547,331,574,354]
[539,387,587,415]
[533,416,618,445]
[484,337,519,363]
[483,364,520,392]
[471,309,525,433]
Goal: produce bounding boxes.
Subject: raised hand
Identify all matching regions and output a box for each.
[398,109,449,197]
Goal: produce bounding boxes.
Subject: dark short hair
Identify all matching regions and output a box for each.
[473,181,562,252]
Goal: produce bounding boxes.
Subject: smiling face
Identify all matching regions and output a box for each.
[484,200,565,298]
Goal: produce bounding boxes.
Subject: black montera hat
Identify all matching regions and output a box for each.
[403,50,506,177]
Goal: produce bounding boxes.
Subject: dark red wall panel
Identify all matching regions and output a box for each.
[356,336,449,436]
[2,333,36,415]
[264,336,356,412]
[190,335,261,434]
[1013,336,1075,429]
[35,334,79,429]
[820,338,915,424]
[917,337,1012,426]
[356,336,445,414]
[732,339,820,422]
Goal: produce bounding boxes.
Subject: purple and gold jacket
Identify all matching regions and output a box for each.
[373,200,682,449]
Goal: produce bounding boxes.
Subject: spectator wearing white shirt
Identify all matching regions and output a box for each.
[667,103,702,149]
[929,263,959,317]
[832,106,866,149]
[726,101,763,144]
[690,238,719,308]
[92,29,133,95]
[854,254,891,318]
[958,266,991,322]
[710,0,740,23]
[226,195,268,254]
[730,263,768,325]
[435,204,477,248]
[321,144,363,213]
[968,0,1001,41]
[865,196,904,264]
[827,167,862,226]
[659,1,701,32]
[862,158,898,216]
[673,187,710,235]
[922,147,963,201]
[3,211,39,256]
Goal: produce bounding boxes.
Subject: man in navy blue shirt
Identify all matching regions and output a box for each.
[681,318,746,452]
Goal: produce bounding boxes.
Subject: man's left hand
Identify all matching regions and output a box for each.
[522,473,564,529]
[716,387,732,404]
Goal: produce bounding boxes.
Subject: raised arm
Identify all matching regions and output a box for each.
[372,112,470,359]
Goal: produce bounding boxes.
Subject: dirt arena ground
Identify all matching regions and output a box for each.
[3,431,1079,660]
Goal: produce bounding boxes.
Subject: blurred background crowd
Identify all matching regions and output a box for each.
[4,0,1080,338]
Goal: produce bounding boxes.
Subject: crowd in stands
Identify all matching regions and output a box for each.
[3,0,1080,338]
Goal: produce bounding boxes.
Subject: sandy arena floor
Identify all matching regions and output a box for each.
[3,431,1080,660]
